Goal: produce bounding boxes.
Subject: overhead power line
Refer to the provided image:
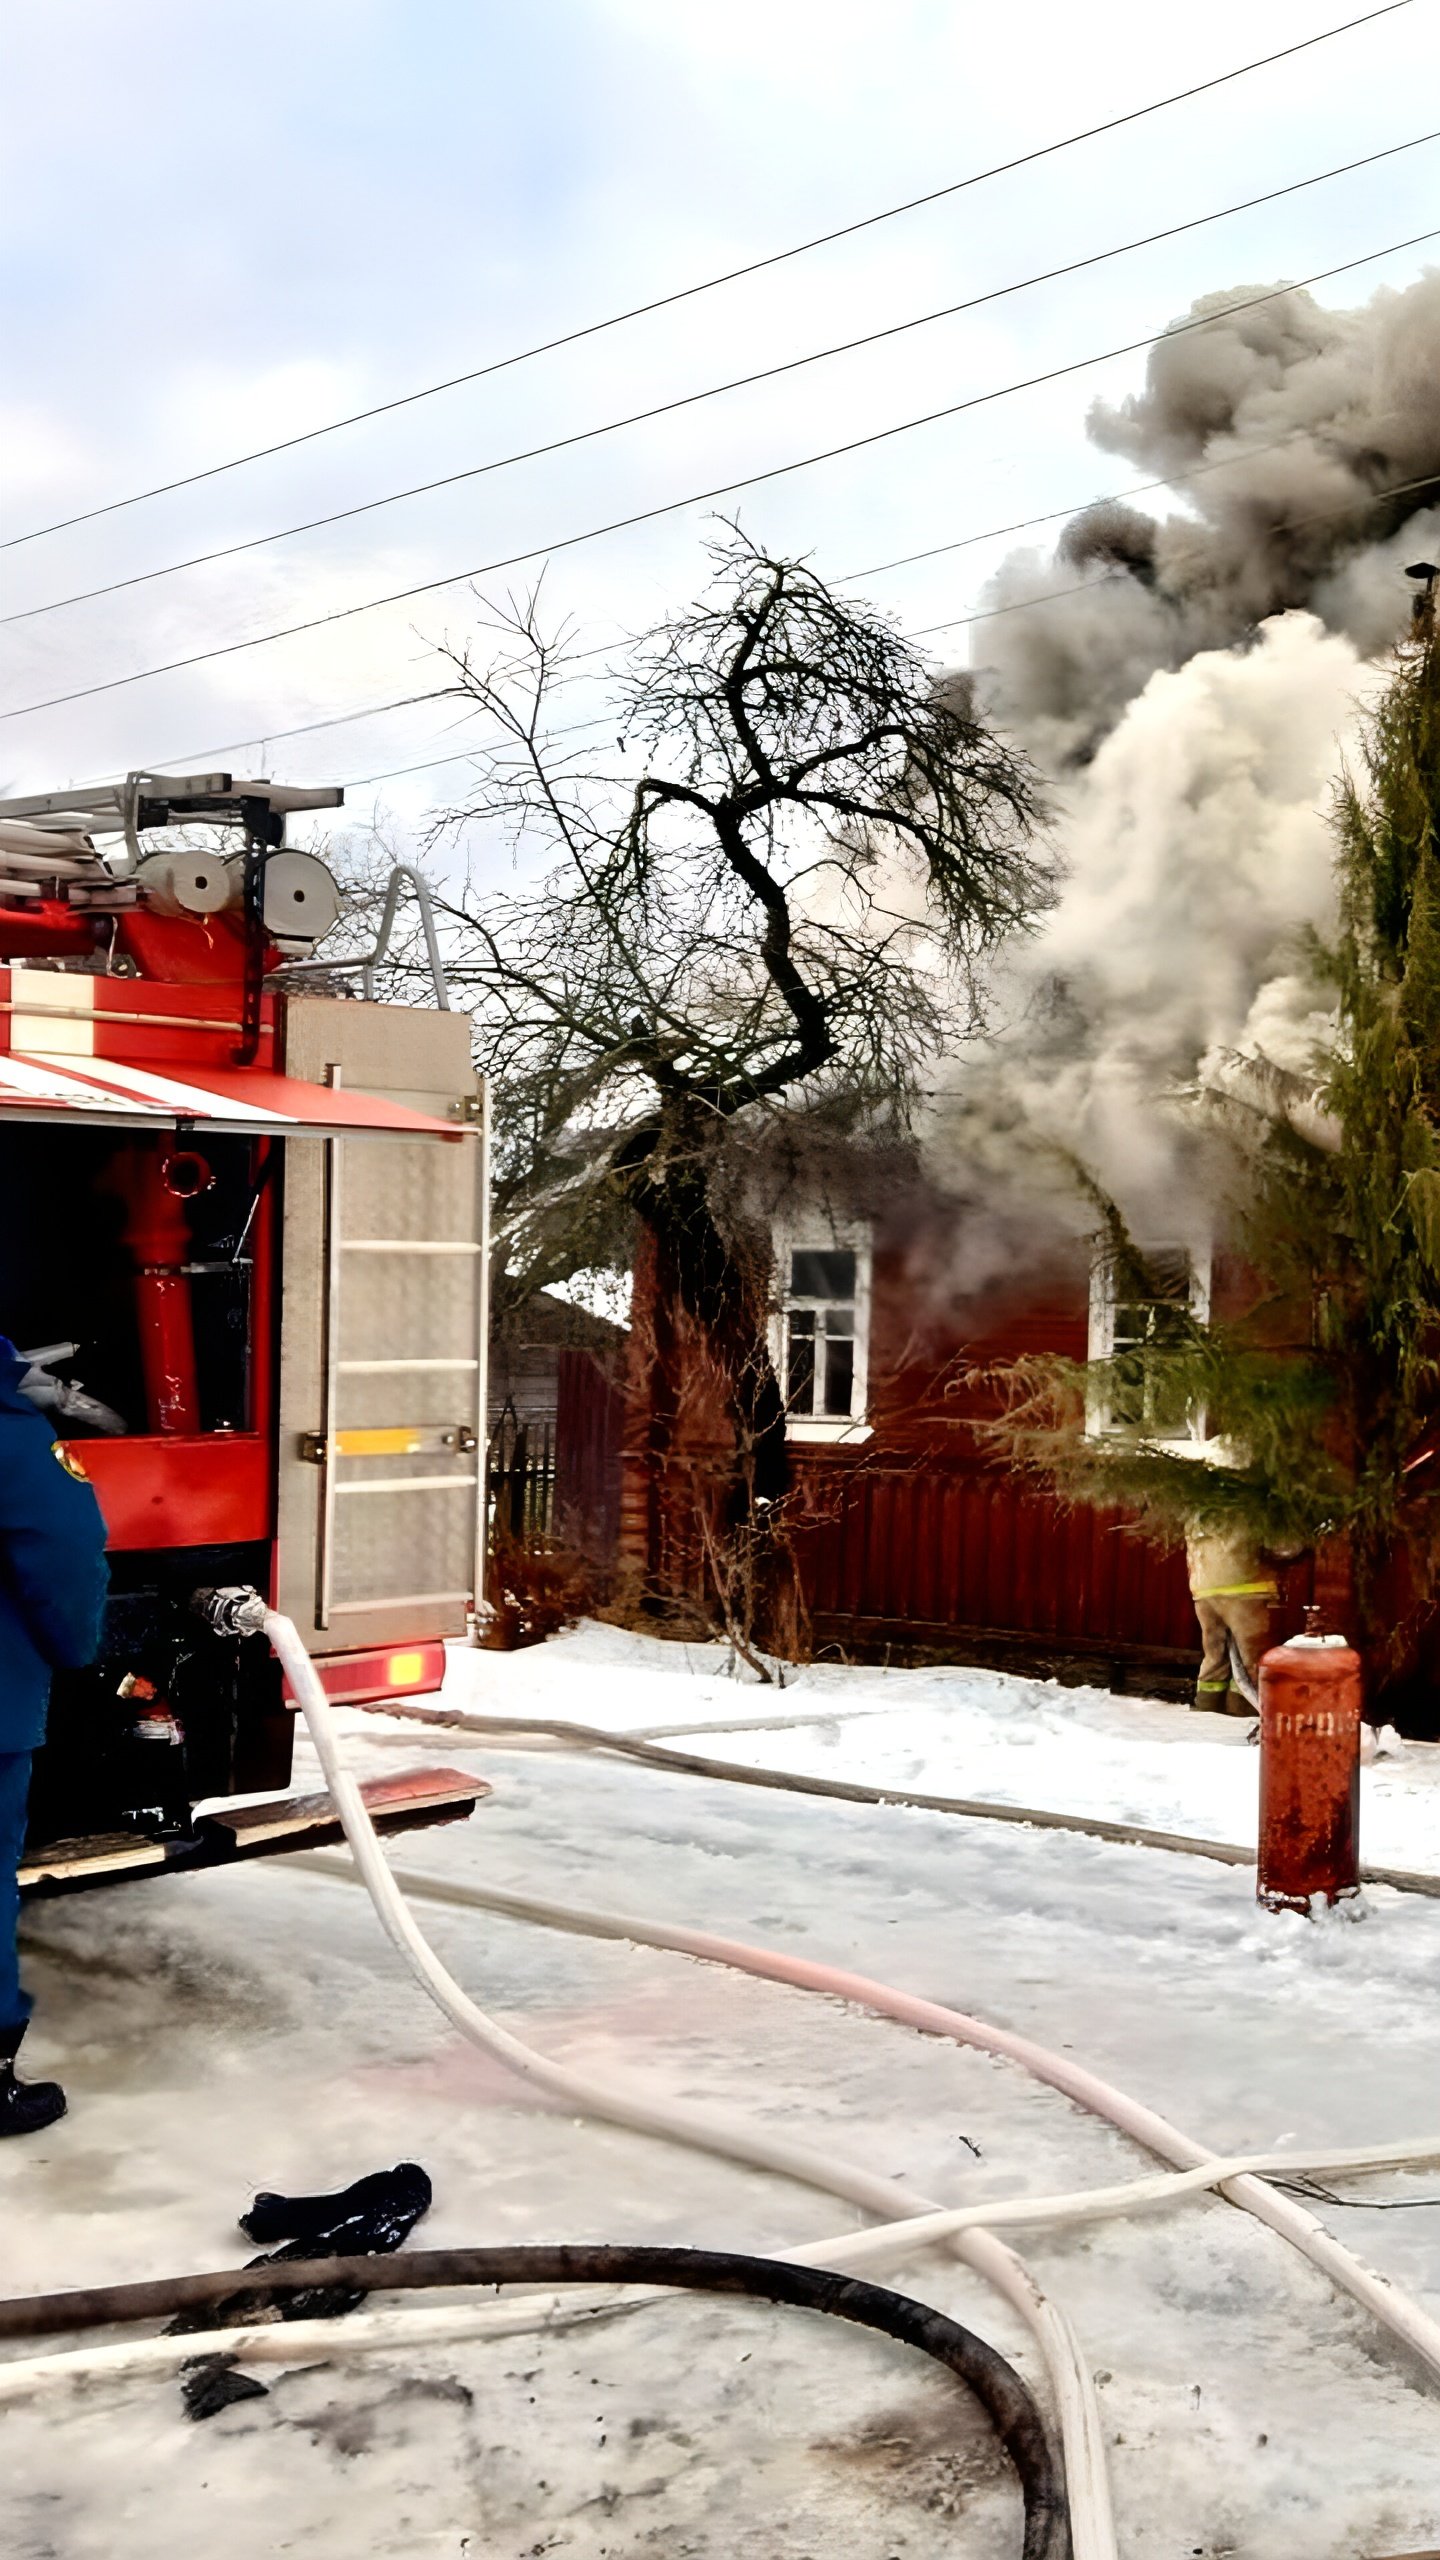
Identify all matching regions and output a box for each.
[74,657,619,785]
[908,463,1440,640]
[118,430,1394,777]
[345,712,615,793]
[186,687,451,755]
[0,0,1415,554]
[838,433,1333,583]
[81,655,621,784]
[105,460,1440,803]
[8,129,1433,631]
[5,226,1435,726]
[911,571,1131,641]
[317,462,1440,803]
[344,465,1440,791]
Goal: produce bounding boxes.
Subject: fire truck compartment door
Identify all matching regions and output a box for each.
[276,998,487,1653]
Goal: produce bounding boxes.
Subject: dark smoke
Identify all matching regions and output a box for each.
[922,267,1440,1242]
[1058,500,1158,585]
[975,267,1440,770]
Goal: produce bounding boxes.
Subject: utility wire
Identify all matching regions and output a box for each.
[176,686,452,759]
[345,715,614,792]
[135,448,1440,802]
[72,650,621,785]
[64,435,1440,791]
[0,0,1416,554]
[346,590,1132,782]
[911,574,1129,642]
[318,454,1440,796]
[341,461,1440,792]
[8,130,1432,629]
[328,581,1132,789]
[98,428,1399,780]
[838,431,1333,583]
[908,463,1440,640]
[60,443,1437,805]
[5,226,1435,725]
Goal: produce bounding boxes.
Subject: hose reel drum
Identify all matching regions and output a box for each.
[133,845,340,954]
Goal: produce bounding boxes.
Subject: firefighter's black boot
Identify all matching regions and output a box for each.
[0,2022,67,2137]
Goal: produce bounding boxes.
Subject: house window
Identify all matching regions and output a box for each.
[1087,1241,1209,1441]
[776,1236,871,1438]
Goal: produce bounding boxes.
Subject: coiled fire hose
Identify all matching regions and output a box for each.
[0,2248,1063,2555]
[18,1605,1437,2552]
[263,1609,1440,2526]
[253,1602,1098,2558]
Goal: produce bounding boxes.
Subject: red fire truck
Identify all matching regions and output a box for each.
[0,771,488,1891]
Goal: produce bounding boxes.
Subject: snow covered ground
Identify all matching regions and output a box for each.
[447,1616,1440,1876]
[6,1622,1440,2558]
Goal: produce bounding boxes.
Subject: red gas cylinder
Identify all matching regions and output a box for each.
[1257,1632,1363,1914]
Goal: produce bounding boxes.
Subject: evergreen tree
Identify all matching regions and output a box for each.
[995,592,1440,1695]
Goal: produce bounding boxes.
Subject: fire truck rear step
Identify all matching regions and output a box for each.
[21,1767,487,1892]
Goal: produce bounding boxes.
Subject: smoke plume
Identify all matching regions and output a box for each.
[979,267,1440,772]
[928,265,1440,1259]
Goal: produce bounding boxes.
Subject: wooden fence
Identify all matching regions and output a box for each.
[789,1452,1198,1669]
[487,1404,556,1544]
[545,1362,1297,1678]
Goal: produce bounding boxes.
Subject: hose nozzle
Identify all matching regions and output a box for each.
[190,1585,268,1639]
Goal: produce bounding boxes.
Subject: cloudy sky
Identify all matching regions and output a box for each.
[2,0,1436,871]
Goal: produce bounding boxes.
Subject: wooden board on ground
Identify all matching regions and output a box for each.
[20,1832,169,1887]
[205,1765,490,1846]
[22,1767,489,1891]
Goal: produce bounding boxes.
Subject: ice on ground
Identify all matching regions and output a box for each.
[5,1622,1440,2557]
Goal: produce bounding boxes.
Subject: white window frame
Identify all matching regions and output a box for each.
[771,1222,873,1444]
[1086,1235,1211,1445]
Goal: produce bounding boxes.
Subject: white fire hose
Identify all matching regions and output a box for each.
[5,2127,1438,2405]
[257,1605,1116,2557]
[267,1612,1440,2501]
[249,1610,1440,2537]
[21,1599,1440,2560]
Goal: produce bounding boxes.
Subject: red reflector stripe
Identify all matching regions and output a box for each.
[281,1641,447,1708]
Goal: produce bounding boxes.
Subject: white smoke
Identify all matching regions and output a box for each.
[930,611,1374,1240]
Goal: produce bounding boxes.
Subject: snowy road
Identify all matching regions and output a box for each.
[5,1625,1440,2557]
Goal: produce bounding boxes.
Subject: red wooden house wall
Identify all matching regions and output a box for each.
[547,1183,1323,1685]
[577,1200,1247,1686]
[781,1228,1204,1679]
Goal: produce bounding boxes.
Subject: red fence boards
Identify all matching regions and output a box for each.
[791,1452,1196,1655]
[554,1345,626,1575]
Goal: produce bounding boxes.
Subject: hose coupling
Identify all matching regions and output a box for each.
[190,1585,268,1639]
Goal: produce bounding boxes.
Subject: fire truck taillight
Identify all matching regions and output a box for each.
[280,1642,446,1708]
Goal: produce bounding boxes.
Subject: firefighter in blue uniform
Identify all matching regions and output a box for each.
[0,1335,109,2136]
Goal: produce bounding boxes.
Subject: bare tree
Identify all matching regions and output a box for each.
[431,526,1049,1637]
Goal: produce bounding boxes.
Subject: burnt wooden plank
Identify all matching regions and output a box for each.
[207,1766,488,1845]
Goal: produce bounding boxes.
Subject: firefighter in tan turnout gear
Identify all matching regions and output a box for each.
[1185,1523,1278,1715]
